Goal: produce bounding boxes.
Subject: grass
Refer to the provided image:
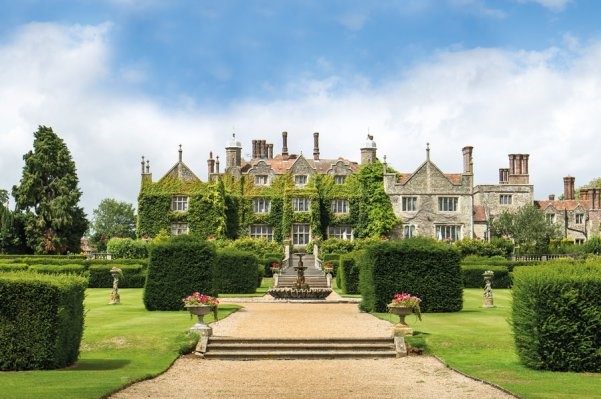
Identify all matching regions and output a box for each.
[331,277,362,298]
[374,289,601,399]
[218,277,273,297]
[0,288,239,399]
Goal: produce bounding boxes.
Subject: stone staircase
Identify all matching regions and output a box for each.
[277,254,328,288]
[201,337,401,359]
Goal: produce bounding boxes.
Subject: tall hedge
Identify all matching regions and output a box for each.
[359,238,462,313]
[512,263,601,372]
[88,264,146,288]
[144,236,216,310]
[338,252,361,294]
[0,272,87,370]
[213,250,258,294]
[106,238,149,259]
[461,264,511,288]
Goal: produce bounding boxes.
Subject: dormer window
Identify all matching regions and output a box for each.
[255,175,268,186]
[294,175,308,186]
[334,175,346,184]
[171,196,189,212]
[253,198,270,213]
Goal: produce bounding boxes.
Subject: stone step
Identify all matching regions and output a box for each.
[203,350,397,359]
[202,337,399,360]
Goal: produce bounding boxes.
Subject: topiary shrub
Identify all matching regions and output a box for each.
[359,238,462,313]
[0,272,87,370]
[461,264,511,288]
[512,263,601,372]
[144,236,216,311]
[106,238,149,259]
[338,252,361,294]
[213,250,258,294]
[88,264,147,288]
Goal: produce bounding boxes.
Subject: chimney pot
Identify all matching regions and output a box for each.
[282,131,289,159]
[313,132,320,160]
[548,194,555,201]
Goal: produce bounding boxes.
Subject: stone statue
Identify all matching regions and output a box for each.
[482,270,494,308]
[109,267,123,305]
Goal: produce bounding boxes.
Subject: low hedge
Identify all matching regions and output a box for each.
[0,272,87,370]
[28,264,88,277]
[2,257,148,267]
[321,253,341,276]
[88,264,146,288]
[338,252,361,294]
[0,264,28,272]
[262,257,282,278]
[213,250,258,294]
[512,263,601,372]
[144,236,216,311]
[461,264,511,288]
[359,238,463,313]
[0,254,86,260]
[106,238,149,259]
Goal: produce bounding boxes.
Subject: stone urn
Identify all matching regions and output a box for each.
[185,305,214,336]
[387,304,415,336]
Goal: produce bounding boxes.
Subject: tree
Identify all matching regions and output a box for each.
[12,126,88,254]
[90,198,136,251]
[490,204,561,254]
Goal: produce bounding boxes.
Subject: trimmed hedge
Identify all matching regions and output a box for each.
[461,264,511,288]
[0,254,86,260]
[322,253,341,276]
[338,252,361,294]
[0,264,28,272]
[359,238,463,313]
[512,263,601,372]
[0,272,87,370]
[144,236,216,311]
[106,238,149,259]
[88,264,146,288]
[28,264,88,277]
[213,250,259,294]
[262,256,282,278]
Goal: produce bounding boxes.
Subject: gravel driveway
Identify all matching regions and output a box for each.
[111,301,516,399]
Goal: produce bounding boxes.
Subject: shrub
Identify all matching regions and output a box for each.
[359,238,462,313]
[338,252,361,294]
[454,238,506,258]
[215,237,281,259]
[0,272,87,370]
[0,264,28,272]
[0,254,86,260]
[320,238,355,255]
[213,250,258,294]
[88,264,146,288]
[321,253,341,276]
[28,264,88,276]
[583,235,601,255]
[144,236,216,311]
[262,256,282,277]
[107,238,149,259]
[512,263,601,372]
[461,264,511,288]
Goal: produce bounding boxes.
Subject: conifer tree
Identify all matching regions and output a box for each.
[12,126,88,254]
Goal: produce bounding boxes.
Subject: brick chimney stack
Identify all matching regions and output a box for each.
[563,176,575,200]
[313,132,320,160]
[282,131,289,159]
[462,146,473,174]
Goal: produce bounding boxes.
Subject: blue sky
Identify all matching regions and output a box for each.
[1,0,601,213]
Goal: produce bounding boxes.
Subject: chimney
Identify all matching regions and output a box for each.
[261,140,267,159]
[267,144,273,159]
[462,146,473,174]
[215,156,220,174]
[563,176,575,200]
[580,189,589,202]
[313,132,320,160]
[282,131,289,159]
[508,154,515,175]
[522,154,529,175]
[207,151,215,175]
[251,140,257,158]
[548,194,555,201]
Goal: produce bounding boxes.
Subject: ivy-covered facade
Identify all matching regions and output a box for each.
[137,133,398,245]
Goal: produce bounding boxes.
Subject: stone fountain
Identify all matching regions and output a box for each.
[268,252,332,299]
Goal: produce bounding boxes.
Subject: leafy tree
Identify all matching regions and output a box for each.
[90,198,136,251]
[0,189,14,253]
[12,126,88,254]
[349,160,399,238]
[490,204,561,254]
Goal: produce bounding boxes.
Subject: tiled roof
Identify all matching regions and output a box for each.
[395,172,462,185]
[240,154,358,174]
[473,205,487,222]
[535,199,590,211]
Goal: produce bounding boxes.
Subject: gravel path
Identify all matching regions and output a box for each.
[111,302,516,399]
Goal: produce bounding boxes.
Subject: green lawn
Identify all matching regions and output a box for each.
[331,277,362,298]
[0,288,239,399]
[375,289,601,399]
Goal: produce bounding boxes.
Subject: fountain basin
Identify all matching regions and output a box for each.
[268,287,332,299]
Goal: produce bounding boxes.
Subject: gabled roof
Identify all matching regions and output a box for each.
[395,159,463,186]
[239,154,358,175]
[159,161,201,183]
[535,200,590,211]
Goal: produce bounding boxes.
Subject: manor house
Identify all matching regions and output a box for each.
[137,131,599,244]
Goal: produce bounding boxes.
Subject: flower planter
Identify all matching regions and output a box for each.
[387,304,415,336]
[185,305,214,336]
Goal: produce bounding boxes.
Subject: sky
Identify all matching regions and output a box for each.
[1,0,601,215]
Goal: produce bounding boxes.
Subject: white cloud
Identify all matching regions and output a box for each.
[2,22,601,217]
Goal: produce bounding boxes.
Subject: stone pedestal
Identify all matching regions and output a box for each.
[483,270,495,308]
[186,305,214,336]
